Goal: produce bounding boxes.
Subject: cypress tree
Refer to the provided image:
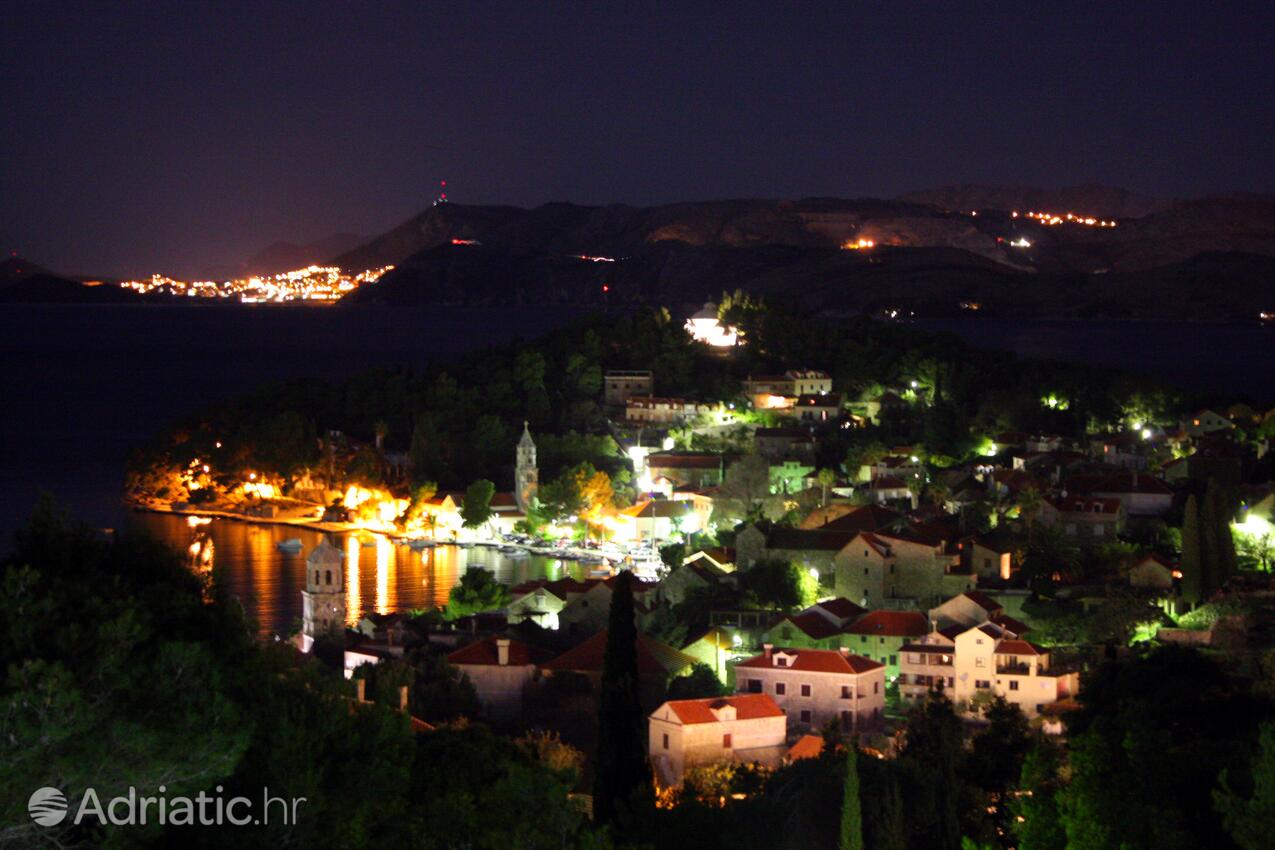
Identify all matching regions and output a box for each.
[841,744,865,850]
[1179,494,1204,606]
[593,570,650,826]
[878,777,908,850]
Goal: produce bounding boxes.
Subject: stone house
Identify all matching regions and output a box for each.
[649,694,787,788]
[448,636,552,721]
[735,646,885,733]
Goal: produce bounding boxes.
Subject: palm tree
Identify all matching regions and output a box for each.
[420,512,436,540]
[816,468,837,507]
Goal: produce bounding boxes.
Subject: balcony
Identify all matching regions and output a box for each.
[996,661,1032,675]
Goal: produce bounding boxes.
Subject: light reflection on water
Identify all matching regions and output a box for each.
[128,512,587,635]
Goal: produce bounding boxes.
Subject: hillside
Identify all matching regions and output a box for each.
[0,272,145,304]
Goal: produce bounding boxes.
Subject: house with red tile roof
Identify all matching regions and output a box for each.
[839,609,929,678]
[540,630,698,709]
[899,622,1078,720]
[1039,495,1126,545]
[649,694,788,787]
[558,575,659,634]
[928,590,1004,630]
[448,636,554,721]
[735,646,885,733]
[785,733,826,763]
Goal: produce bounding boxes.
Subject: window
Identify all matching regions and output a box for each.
[1093,524,1105,537]
[983,557,991,570]
[1009,680,1019,691]
[723,734,732,749]
[776,657,788,667]
[800,684,811,697]
[975,657,986,668]
[1036,704,1044,713]
[975,679,990,689]
[890,564,895,574]
[800,710,811,723]
[873,681,880,694]
[863,567,869,575]
[775,682,786,695]
[325,570,332,585]
[879,637,885,645]
[889,654,897,666]
[314,570,319,585]
[975,638,984,645]
[841,685,852,699]
[746,679,762,693]
[662,733,669,749]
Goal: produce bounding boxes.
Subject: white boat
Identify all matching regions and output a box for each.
[276,538,303,553]
[406,538,435,550]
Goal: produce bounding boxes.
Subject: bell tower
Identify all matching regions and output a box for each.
[515,421,539,511]
[301,537,346,651]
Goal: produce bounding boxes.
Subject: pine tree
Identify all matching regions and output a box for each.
[593,570,650,827]
[877,778,908,850]
[1179,494,1204,606]
[841,744,865,850]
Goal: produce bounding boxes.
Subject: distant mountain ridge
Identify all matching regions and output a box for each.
[898,184,1167,219]
[333,192,1275,278]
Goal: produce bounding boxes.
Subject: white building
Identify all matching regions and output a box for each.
[899,622,1079,719]
[649,694,787,788]
[735,645,886,733]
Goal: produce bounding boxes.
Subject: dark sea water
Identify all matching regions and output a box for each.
[1,304,1271,630]
[0,304,579,546]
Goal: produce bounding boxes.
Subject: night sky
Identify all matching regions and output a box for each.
[4,1,1274,277]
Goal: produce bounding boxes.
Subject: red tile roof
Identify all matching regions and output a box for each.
[815,598,867,622]
[786,734,826,762]
[662,694,785,725]
[990,614,1032,636]
[772,611,843,640]
[816,504,903,534]
[648,453,729,470]
[737,647,883,675]
[541,631,697,677]
[960,591,1002,612]
[842,610,928,637]
[448,636,553,667]
[995,640,1046,656]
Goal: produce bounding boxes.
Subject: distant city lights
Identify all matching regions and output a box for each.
[118,265,394,303]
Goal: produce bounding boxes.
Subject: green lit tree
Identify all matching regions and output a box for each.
[460,478,496,530]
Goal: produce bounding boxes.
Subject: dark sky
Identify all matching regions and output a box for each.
[4,1,1274,277]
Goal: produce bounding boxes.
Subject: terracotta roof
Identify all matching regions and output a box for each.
[869,475,908,490]
[448,636,553,667]
[857,532,893,559]
[1066,471,1173,496]
[796,393,841,407]
[647,452,729,470]
[900,643,954,654]
[990,614,1032,636]
[772,611,843,641]
[736,647,883,675]
[815,598,867,622]
[786,734,826,762]
[767,528,859,551]
[541,631,697,677]
[842,610,928,637]
[1049,495,1122,515]
[510,577,591,600]
[685,626,735,651]
[995,639,1045,656]
[816,504,903,533]
[960,591,1001,612]
[661,694,784,725]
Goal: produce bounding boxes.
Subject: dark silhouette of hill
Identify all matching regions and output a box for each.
[0,272,145,303]
[898,184,1167,219]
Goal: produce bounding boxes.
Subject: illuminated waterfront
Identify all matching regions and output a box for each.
[129,512,589,634]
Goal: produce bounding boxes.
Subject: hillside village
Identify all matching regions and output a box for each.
[124,299,1274,805]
